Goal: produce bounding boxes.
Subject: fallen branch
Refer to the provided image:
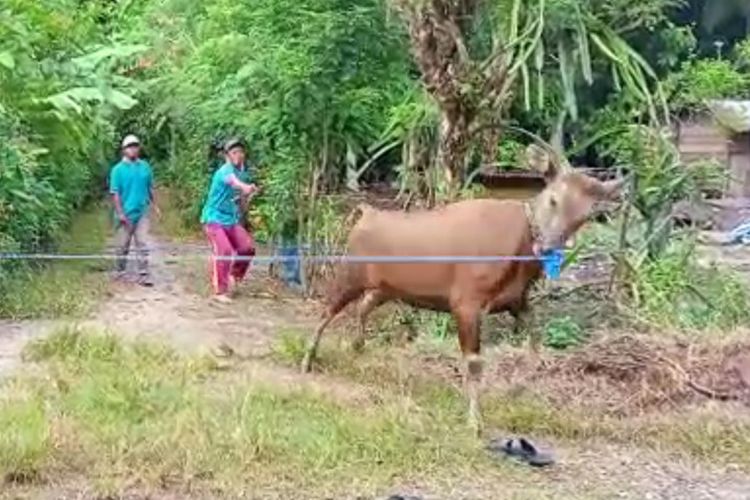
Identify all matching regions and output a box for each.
[657,354,738,402]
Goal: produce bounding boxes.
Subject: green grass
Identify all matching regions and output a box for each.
[0,207,110,319]
[0,392,49,483]
[3,328,746,498]
[272,329,750,472]
[1,328,502,497]
[150,187,203,242]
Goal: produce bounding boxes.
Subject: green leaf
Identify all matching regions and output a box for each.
[521,62,531,111]
[558,38,578,121]
[72,44,148,71]
[0,51,15,70]
[590,33,623,64]
[106,90,138,110]
[510,0,522,41]
[574,9,593,84]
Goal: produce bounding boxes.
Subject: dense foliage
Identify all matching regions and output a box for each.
[3,0,750,327]
[0,1,141,255]
[118,0,412,242]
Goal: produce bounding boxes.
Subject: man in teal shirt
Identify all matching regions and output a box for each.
[201,137,259,302]
[109,134,158,286]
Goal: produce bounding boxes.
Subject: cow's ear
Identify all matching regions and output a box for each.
[525,144,557,181]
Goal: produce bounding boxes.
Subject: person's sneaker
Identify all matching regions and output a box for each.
[212,294,233,304]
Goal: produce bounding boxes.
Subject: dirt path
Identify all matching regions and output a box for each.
[0,239,313,375]
[2,231,750,499]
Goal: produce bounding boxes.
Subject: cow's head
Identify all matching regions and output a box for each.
[527,145,623,253]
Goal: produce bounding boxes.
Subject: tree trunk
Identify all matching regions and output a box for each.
[480,126,502,168]
[436,110,471,197]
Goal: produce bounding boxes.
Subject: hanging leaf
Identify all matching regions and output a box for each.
[106,89,139,110]
[0,51,15,70]
[611,65,622,92]
[534,41,545,109]
[521,62,531,111]
[590,33,624,64]
[574,7,593,85]
[557,38,578,121]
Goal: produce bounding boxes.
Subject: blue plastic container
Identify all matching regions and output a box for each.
[278,246,302,285]
[541,248,564,280]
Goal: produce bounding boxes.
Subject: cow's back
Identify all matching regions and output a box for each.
[348,199,538,309]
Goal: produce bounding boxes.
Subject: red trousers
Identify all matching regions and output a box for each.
[204,223,255,295]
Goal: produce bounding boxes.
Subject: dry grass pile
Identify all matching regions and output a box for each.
[526,333,750,414]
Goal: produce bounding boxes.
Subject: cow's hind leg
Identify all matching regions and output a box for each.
[453,303,484,436]
[351,289,385,352]
[302,292,360,373]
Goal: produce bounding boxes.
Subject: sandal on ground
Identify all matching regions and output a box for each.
[486,437,555,467]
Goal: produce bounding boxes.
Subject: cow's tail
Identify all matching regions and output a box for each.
[320,203,370,317]
[322,259,365,317]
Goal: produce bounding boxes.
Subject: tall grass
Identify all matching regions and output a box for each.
[628,241,750,331]
[272,329,750,471]
[0,207,110,319]
[1,328,496,496]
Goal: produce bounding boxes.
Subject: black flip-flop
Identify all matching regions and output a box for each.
[487,437,555,467]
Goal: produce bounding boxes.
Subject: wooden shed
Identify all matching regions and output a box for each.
[676,101,750,198]
[475,170,546,199]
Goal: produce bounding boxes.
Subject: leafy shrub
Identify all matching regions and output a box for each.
[629,241,750,330]
[0,1,142,306]
[127,0,412,244]
[496,139,526,170]
[544,316,585,350]
[664,58,749,111]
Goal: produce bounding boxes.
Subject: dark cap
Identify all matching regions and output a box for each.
[223,137,246,153]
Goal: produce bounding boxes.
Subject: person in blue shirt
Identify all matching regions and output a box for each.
[109,135,159,286]
[201,137,259,302]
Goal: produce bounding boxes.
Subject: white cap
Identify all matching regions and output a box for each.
[121,134,140,148]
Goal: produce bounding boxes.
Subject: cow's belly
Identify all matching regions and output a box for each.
[398,295,452,313]
[367,263,453,297]
[485,275,538,314]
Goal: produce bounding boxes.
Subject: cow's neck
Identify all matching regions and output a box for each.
[523,198,542,246]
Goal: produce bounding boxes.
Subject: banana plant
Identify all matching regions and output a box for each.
[515,0,673,126]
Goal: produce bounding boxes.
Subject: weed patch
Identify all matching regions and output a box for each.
[629,244,750,330]
[0,208,110,319]
[0,391,50,484]
[2,328,498,496]
[281,330,750,471]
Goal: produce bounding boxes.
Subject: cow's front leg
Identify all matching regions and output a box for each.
[453,304,483,436]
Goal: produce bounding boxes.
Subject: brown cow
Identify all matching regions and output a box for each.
[301,150,622,433]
